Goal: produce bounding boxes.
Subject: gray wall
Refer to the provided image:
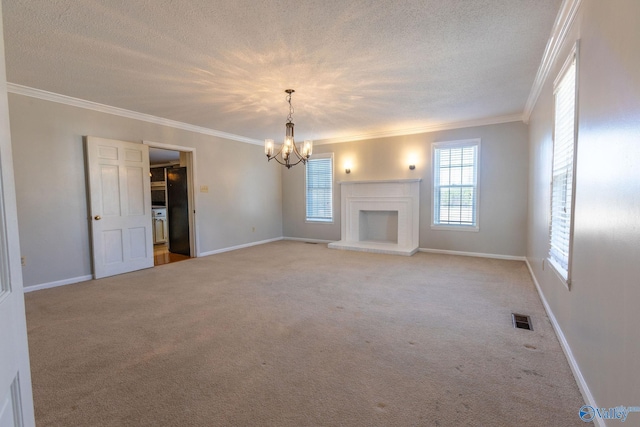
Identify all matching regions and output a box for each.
[9,94,283,288]
[282,121,529,257]
[527,0,640,408]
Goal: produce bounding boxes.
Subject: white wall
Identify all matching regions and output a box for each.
[527,0,640,409]
[282,121,529,257]
[8,94,283,288]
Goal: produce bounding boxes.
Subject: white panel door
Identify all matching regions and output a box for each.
[86,137,153,279]
[0,3,35,423]
[0,104,34,427]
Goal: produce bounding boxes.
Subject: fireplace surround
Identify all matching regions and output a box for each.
[328,179,421,256]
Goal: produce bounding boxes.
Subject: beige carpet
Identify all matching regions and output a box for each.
[25,241,588,426]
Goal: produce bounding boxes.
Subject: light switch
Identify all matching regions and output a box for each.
[200,185,209,193]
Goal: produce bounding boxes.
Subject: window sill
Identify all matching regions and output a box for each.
[546,257,571,290]
[431,224,479,232]
[306,219,334,225]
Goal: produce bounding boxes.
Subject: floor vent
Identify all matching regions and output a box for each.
[305,242,318,244]
[512,313,533,331]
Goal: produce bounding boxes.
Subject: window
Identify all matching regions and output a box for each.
[432,139,480,230]
[549,46,578,284]
[306,153,333,223]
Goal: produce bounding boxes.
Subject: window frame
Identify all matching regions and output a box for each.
[305,152,334,224]
[431,139,481,232]
[548,42,579,288]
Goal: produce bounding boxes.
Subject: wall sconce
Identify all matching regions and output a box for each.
[344,160,353,174]
[408,153,417,171]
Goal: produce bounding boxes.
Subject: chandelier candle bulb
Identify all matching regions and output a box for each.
[265,139,275,157]
[302,140,313,158]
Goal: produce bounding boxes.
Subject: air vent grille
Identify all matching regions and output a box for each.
[512,313,533,331]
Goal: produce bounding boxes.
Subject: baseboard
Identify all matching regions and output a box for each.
[283,237,334,244]
[419,247,526,261]
[198,237,283,257]
[23,275,93,293]
[24,238,285,292]
[524,259,603,427]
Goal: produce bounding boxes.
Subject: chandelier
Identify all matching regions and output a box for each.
[264,89,313,168]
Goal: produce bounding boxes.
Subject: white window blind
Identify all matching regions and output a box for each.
[306,155,333,222]
[549,54,577,281]
[433,140,479,228]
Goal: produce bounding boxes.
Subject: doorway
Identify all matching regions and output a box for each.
[147,142,197,266]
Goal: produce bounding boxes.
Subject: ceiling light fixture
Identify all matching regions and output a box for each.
[265,89,312,169]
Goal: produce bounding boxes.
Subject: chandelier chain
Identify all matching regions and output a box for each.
[286,92,294,123]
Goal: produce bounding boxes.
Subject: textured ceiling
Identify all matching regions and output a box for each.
[2,0,561,143]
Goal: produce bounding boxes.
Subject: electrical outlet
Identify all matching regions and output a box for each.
[21,256,26,266]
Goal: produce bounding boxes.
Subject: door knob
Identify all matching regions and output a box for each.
[94,215,102,220]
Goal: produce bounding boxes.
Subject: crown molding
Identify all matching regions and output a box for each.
[314,113,523,145]
[6,83,263,145]
[522,0,583,123]
[8,83,523,147]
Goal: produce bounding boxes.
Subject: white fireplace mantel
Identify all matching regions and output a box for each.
[328,179,421,256]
